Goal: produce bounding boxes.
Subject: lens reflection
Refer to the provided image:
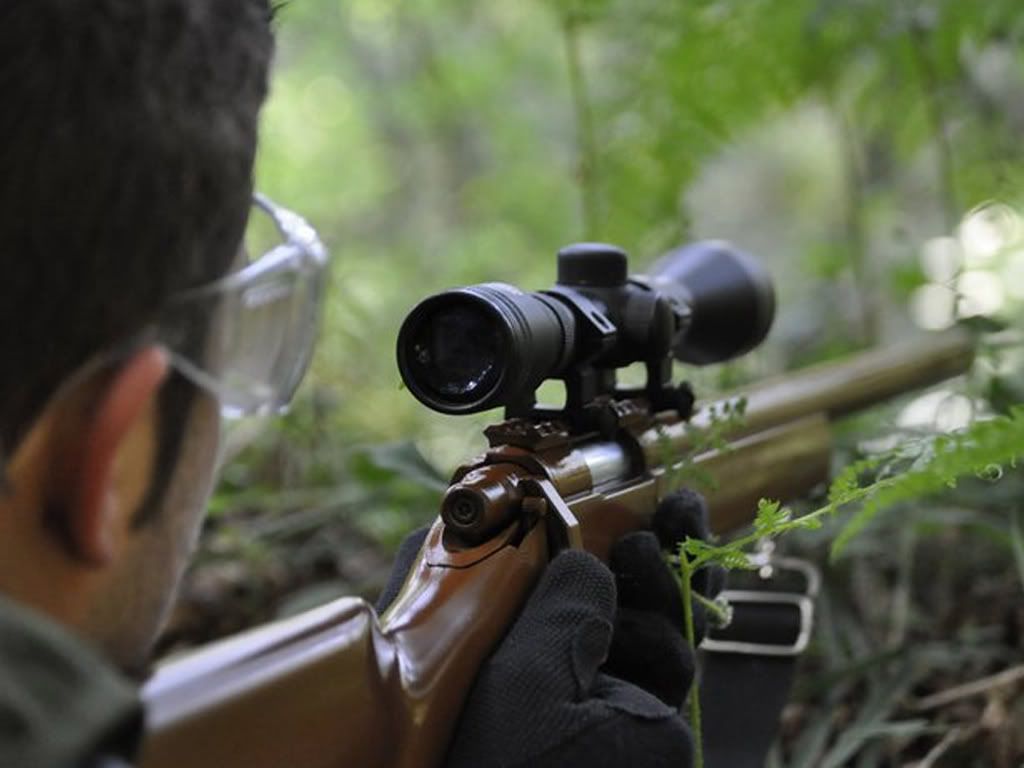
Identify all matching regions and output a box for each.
[410,304,504,401]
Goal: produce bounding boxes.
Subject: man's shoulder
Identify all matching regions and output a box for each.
[0,596,142,768]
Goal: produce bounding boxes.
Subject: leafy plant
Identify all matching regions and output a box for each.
[657,396,748,494]
[676,404,1024,765]
[683,406,1024,574]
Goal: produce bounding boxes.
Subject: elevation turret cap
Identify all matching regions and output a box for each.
[557,242,629,287]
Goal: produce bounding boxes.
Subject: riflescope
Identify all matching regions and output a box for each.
[397,241,774,416]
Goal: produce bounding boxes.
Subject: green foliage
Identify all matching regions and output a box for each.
[1012,508,1024,591]
[244,0,1024,462]
[676,541,705,768]
[832,405,1024,556]
[544,0,611,26]
[676,408,1024,763]
[681,406,1024,576]
[753,499,793,537]
[658,397,748,494]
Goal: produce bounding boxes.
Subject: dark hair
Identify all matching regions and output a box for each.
[0,0,274,510]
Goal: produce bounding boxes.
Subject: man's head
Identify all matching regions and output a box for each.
[0,0,274,672]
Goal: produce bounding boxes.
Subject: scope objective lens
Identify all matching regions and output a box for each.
[405,303,505,403]
[397,284,576,415]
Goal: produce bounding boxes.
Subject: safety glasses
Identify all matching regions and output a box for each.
[155,194,328,419]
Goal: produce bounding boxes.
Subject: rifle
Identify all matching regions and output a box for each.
[138,242,975,768]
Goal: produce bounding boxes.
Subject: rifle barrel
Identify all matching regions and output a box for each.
[699,326,975,436]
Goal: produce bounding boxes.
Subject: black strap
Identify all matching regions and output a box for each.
[700,652,798,768]
[697,558,817,768]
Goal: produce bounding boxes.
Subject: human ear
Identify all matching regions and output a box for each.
[71,346,170,565]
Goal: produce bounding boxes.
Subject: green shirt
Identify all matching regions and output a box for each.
[0,595,141,767]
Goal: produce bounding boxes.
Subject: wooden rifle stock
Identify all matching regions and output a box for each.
[138,328,974,768]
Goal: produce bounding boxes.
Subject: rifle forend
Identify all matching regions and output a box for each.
[137,241,974,768]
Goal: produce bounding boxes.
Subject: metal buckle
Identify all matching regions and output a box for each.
[702,548,820,658]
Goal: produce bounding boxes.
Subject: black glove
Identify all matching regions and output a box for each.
[603,488,725,710]
[377,489,721,768]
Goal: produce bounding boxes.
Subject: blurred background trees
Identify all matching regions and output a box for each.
[165,1,1024,763]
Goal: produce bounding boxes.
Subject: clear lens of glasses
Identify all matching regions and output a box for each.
[158,194,329,419]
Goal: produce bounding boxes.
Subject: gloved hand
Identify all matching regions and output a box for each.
[376,488,721,768]
[603,488,725,710]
